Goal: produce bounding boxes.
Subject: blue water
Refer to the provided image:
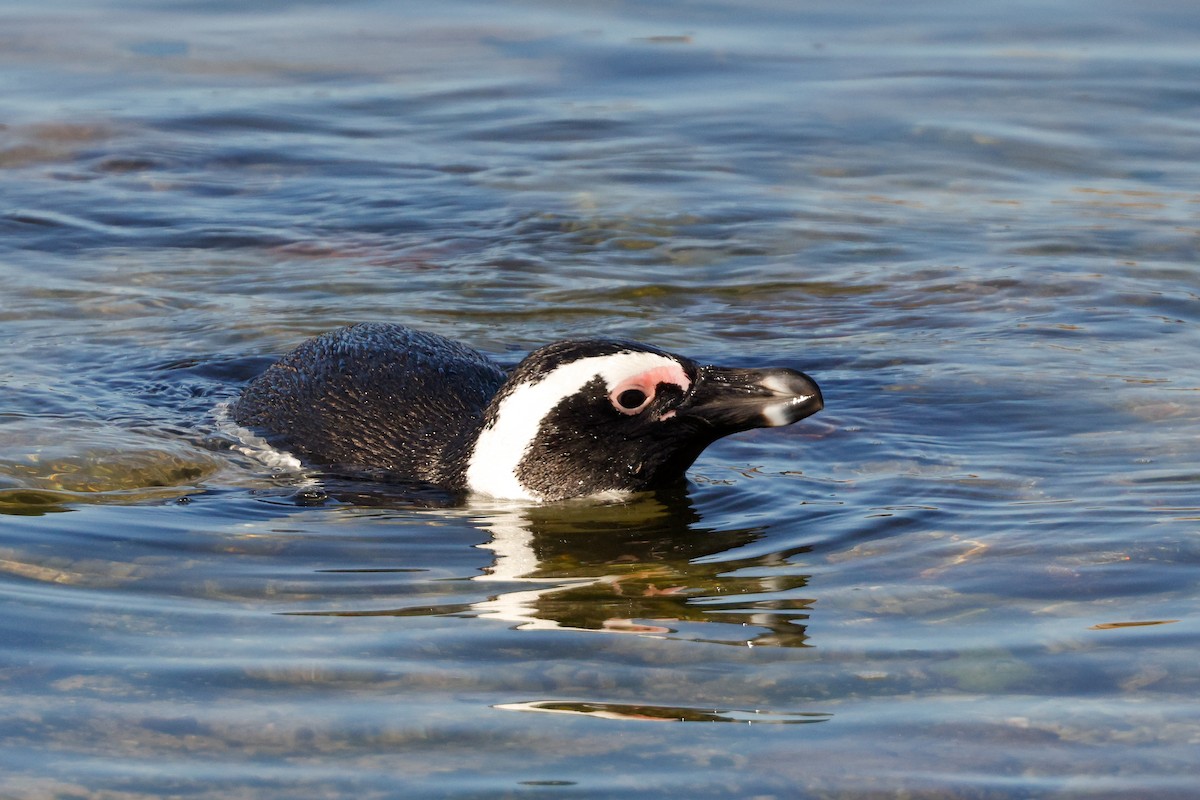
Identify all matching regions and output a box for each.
[2,1,1199,797]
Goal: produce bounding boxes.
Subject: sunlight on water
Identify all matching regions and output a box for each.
[2,0,1199,797]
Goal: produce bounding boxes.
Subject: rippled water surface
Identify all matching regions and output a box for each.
[3,1,1200,797]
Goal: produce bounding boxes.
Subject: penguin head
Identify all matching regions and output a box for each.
[464,340,823,502]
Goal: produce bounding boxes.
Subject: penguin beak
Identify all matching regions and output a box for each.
[678,366,824,434]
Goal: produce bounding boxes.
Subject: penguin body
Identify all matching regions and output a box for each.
[230,323,823,502]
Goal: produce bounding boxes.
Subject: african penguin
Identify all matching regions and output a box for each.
[229,322,823,502]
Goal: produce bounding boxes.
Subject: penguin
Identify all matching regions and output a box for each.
[229,322,823,502]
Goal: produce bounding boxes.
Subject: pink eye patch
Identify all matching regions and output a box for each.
[608,364,691,415]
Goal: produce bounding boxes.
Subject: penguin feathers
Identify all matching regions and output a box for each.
[230,323,823,502]
[231,324,504,485]
[466,344,695,501]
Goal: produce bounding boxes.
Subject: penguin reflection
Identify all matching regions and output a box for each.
[468,490,815,648]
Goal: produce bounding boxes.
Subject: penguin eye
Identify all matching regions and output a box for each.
[609,382,654,415]
[617,389,648,410]
[608,363,690,417]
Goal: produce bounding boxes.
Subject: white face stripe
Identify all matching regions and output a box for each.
[465,351,687,501]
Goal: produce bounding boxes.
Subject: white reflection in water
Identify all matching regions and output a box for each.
[470,504,653,633]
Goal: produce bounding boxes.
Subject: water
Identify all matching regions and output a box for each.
[2,0,1199,796]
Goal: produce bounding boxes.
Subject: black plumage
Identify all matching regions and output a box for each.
[231,323,504,485]
[230,322,823,501]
